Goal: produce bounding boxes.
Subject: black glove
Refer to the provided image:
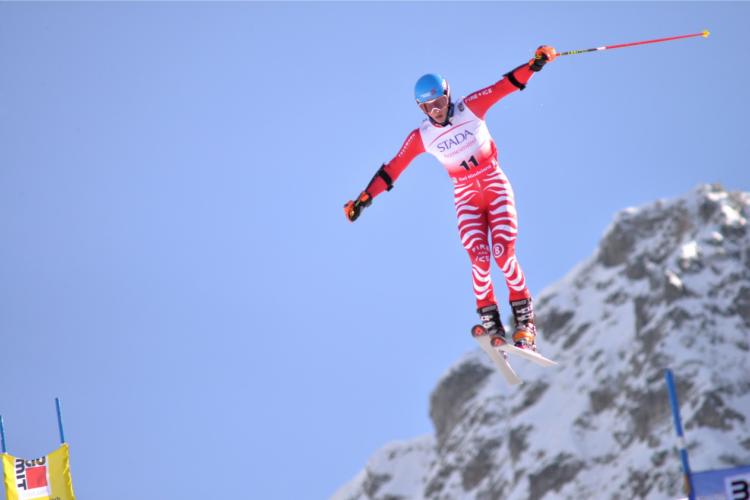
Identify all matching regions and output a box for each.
[529,45,557,72]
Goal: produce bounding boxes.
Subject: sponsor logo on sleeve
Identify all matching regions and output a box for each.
[397,131,417,158]
[465,87,493,103]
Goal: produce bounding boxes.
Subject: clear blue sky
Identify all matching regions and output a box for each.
[1,2,748,499]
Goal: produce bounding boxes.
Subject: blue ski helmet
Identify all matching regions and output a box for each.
[414,73,449,104]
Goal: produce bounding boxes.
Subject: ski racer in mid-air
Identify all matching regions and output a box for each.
[345,45,557,352]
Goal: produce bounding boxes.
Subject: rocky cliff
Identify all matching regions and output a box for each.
[333,184,750,500]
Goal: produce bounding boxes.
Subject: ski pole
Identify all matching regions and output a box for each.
[556,30,710,57]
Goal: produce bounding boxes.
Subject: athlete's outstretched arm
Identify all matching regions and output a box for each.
[465,45,556,120]
[344,129,425,222]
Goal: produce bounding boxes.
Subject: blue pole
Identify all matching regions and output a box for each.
[665,369,695,500]
[55,398,66,444]
[0,414,6,453]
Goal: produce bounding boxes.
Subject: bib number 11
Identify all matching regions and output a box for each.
[460,156,479,171]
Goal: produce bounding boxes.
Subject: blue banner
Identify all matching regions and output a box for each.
[694,465,750,500]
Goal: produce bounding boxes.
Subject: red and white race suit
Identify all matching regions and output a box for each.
[366,63,537,309]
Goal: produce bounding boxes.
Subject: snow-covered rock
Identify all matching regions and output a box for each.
[333,184,750,500]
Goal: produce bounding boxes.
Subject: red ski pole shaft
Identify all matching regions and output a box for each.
[556,30,710,57]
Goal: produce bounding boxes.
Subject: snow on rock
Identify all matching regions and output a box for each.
[680,241,699,260]
[333,185,750,500]
[332,435,437,500]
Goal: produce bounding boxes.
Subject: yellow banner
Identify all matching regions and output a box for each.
[2,444,75,500]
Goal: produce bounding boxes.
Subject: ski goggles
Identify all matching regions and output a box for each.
[418,94,449,114]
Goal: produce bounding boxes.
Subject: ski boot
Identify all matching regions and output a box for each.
[471,304,506,339]
[510,298,537,351]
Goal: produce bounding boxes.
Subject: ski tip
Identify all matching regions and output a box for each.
[702,29,710,38]
[471,325,487,338]
[490,335,507,348]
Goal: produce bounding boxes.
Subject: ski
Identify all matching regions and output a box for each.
[471,325,522,385]
[489,332,558,368]
[472,324,558,368]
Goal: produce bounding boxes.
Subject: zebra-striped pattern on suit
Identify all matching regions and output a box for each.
[453,165,530,308]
